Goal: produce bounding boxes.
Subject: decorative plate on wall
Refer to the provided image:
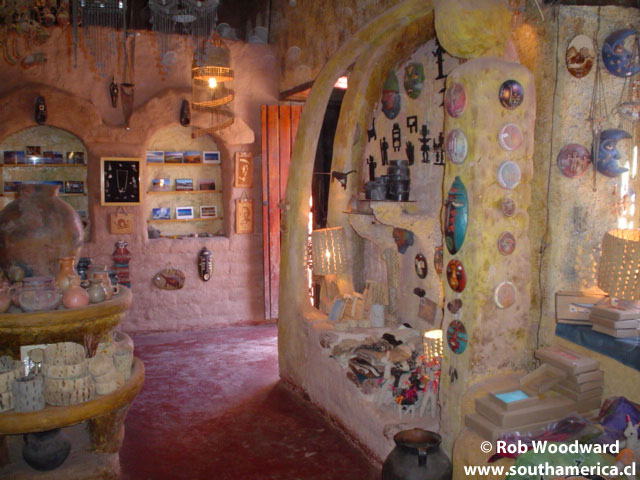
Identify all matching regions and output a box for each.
[447,298,462,314]
[446,129,468,164]
[497,161,521,190]
[447,320,468,354]
[446,259,466,293]
[381,69,401,119]
[444,177,468,255]
[501,197,516,217]
[153,266,185,290]
[445,82,467,118]
[557,143,591,178]
[498,123,523,151]
[566,34,595,78]
[602,29,640,78]
[434,246,443,276]
[414,253,427,279]
[497,231,516,255]
[499,79,524,110]
[494,281,516,309]
[403,62,425,99]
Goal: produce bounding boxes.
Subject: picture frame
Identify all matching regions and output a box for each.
[164,151,183,164]
[64,180,84,194]
[3,181,21,192]
[183,151,201,164]
[176,206,194,220]
[25,146,41,156]
[100,157,141,206]
[152,207,171,220]
[198,178,216,191]
[66,151,85,164]
[43,151,63,164]
[200,205,217,218]
[25,155,44,165]
[234,152,253,188]
[3,151,24,164]
[175,178,194,191]
[146,151,164,163]
[203,151,221,164]
[235,195,254,234]
[152,178,171,192]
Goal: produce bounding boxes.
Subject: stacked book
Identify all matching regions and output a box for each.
[589,304,640,338]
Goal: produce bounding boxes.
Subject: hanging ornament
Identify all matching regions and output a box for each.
[596,129,631,177]
[602,29,640,78]
[180,99,191,127]
[198,247,213,281]
[81,0,127,77]
[566,34,595,79]
[109,78,119,108]
[35,95,47,125]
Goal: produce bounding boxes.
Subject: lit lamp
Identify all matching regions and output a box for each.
[311,227,347,312]
[597,229,640,306]
[423,329,443,365]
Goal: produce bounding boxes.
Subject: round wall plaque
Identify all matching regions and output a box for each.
[446,259,466,293]
[494,281,516,309]
[566,34,595,78]
[447,320,468,354]
[557,143,591,179]
[446,128,469,165]
[415,253,427,279]
[497,232,516,255]
[445,82,467,118]
[433,246,443,276]
[447,298,462,314]
[499,79,524,110]
[501,197,516,217]
[498,123,523,151]
[497,161,521,190]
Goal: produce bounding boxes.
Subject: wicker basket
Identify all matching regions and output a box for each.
[113,350,133,381]
[44,374,94,405]
[44,342,86,366]
[12,375,45,412]
[0,359,23,393]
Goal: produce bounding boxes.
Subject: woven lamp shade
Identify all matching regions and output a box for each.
[423,329,443,363]
[598,229,640,301]
[311,227,347,276]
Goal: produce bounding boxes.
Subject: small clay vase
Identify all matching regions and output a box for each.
[22,428,71,471]
[55,256,80,292]
[62,277,89,309]
[87,280,107,304]
[382,429,452,480]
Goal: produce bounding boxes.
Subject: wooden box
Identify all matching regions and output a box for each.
[520,363,566,395]
[555,290,607,324]
[534,347,599,375]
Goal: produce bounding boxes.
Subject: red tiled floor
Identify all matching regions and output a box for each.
[119,325,380,480]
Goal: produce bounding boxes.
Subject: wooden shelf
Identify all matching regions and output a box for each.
[147,217,223,223]
[1,164,86,168]
[1,192,86,197]
[147,162,220,167]
[147,189,222,195]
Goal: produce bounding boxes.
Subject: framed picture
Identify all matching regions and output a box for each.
[152,178,171,192]
[152,207,171,220]
[43,151,63,164]
[235,196,254,234]
[234,152,253,188]
[198,178,216,191]
[66,151,85,164]
[3,181,21,192]
[26,146,41,156]
[176,206,194,220]
[183,151,201,164]
[203,151,221,164]
[25,155,44,165]
[146,151,164,163]
[200,205,217,218]
[64,180,84,194]
[164,151,183,164]
[175,178,194,191]
[100,157,141,206]
[3,151,24,164]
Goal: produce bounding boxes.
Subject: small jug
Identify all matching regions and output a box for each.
[87,279,107,304]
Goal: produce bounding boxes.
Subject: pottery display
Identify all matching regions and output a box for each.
[55,256,81,292]
[87,279,107,304]
[93,271,119,300]
[0,184,83,278]
[62,278,90,309]
[0,285,11,313]
[17,276,61,312]
[12,374,45,412]
[22,428,71,471]
[497,161,521,189]
[44,374,95,405]
[382,429,452,480]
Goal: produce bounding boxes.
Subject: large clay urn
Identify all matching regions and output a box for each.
[0,184,83,277]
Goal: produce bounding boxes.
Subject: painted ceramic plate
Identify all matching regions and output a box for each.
[415,253,427,279]
[447,320,468,354]
[433,246,443,276]
[498,123,523,151]
[447,298,462,314]
[602,29,640,78]
[446,129,468,165]
[381,69,401,119]
[499,79,524,110]
[446,259,466,293]
[557,143,591,179]
[403,62,425,99]
[497,231,516,255]
[445,82,467,118]
[494,281,516,309]
[566,34,595,78]
[444,177,468,255]
[501,197,516,217]
[497,161,521,189]
[153,267,185,290]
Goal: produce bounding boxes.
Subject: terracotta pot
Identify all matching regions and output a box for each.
[62,284,89,309]
[382,429,452,480]
[0,185,83,278]
[22,428,71,471]
[55,256,81,292]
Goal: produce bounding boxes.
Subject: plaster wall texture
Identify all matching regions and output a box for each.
[0,27,279,332]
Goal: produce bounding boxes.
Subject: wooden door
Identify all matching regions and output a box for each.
[261,105,302,321]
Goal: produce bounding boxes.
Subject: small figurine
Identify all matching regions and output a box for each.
[35,95,47,125]
[198,247,213,281]
[109,78,119,108]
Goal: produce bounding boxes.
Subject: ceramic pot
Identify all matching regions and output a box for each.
[382,429,452,480]
[17,276,61,312]
[55,256,81,292]
[62,276,90,309]
[22,428,71,471]
[92,271,118,300]
[0,286,11,313]
[0,184,83,278]
[87,280,107,304]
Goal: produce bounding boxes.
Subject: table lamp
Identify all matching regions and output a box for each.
[597,229,640,306]
[311,227,347,312]
[423,329,443,364]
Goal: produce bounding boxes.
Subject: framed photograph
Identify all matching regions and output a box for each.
[26,146,41,156]
[66,152,85,164]
[176,206,194,220]
[42,180,64,190]
[44,151,63,164]
[152,178,171,192]
[200,205,217,218]
[198,178,216,191]
[164,151,183,164]
[235,196,254,234]
[3,181,21,193]
[175,178,194,191]
[183,151,201,164]
[100,157,141,206]
[203,151,221,164]
[25,155,44,165]
[64,180,84,194]
[152,207,171,220]
[146,151,164,163]
[234,152,253,188]
[3,151,24,164]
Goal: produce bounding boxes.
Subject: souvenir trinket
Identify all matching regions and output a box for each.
[494,281,516,309]
[153,266,185,290]
[499,80,524,110]
[403,62,425,99]
[447,298,462,314]
[497,161,521,189]
[446,259,466,293]
[35,95,47,125]
[557,144,591,178]
[112,240,131,287]
[566,35,595,78]
[392,228,414,254]
[602,29,640,78]
[109,79,119,108]
[381,69,401,120]
[447,320,468,354]
[414,253,427,279]
[498,123,523,151]
[596,129,631,177]
[413,287,426,298]
[446,129,468,164]
[445,83,467,118]
[497,232,516,255]
[444,177,468,255]
[433,246,443,275]
[501,197,516,217]
[198,247,213,281]
[180,99,191,127]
